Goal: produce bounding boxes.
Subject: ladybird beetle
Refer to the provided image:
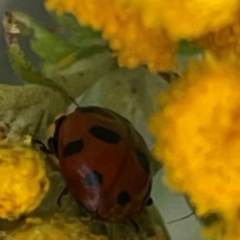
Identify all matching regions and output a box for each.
[48,106,152,222]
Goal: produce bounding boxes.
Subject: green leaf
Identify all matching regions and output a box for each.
[0,83,67,140]
[52,13,102,43]
[10,11,76,64]
[50,44,109,71]
[8,11,108,68]
[177,39,203,56]
[3,12,73,104]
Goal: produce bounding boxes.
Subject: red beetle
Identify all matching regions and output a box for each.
[48,106,152,222]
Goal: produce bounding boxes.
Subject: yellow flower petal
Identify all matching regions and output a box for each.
[118,0,240,40]
[202,217,240,240]
[46,0,177,72]
[0,146,49,220]
[149,55,240,218]
[11,213,107,240]
[149,55,240,239]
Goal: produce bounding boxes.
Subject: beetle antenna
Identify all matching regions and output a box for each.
[167,212,194,224]
[32,139,53,154]
[69,97,80,108]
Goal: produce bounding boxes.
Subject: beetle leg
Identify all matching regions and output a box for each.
[167,212,194,224]
[32,139,53,154]
[146,197,153,206]
[57,187,69,207]
[130,220,139,232]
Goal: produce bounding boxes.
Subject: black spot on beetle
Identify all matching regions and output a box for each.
[136,149,150,173]
[89,126,121,143]
[63,139,84,157]
[117,191,131,206]
[84,171,103,187]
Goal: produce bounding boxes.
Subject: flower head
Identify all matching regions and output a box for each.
[46,0,177,72]
[0,146,49,220]
[149,55,240,239]
[202,217,240,240]
[10,213,107,240]
[118,0,240,40]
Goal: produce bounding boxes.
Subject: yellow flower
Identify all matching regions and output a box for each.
[149,55,240,239]
[10,213,107,240]
[46,0,177,72]
[196,11,240,65]
[118,0,240,40]
[202,217,240,240]
[0,146,49,220]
